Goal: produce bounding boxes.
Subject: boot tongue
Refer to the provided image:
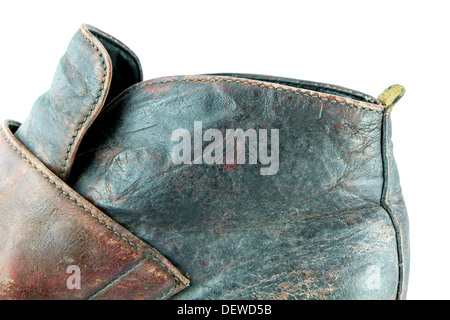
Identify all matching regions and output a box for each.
[15,24,142,181]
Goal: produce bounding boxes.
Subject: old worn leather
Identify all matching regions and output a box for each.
[0,121,189,299]
[0,24,409,300]
[0,25,188,300]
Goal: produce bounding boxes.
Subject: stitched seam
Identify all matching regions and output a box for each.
[134,78,383,114]
[380,114,404,299]
[1,127,183,292]
[222,74,379,104]
[2,128,141,250]
[60,30,108,177]
[93,31,143,85]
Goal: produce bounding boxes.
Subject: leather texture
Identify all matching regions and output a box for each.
[14,25,142,181]
[0,121,188,299]
[0,24,409,300]
[0,25,188,300]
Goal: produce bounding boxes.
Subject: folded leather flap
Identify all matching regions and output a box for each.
[14,24,142,181]
[0,120,188,299]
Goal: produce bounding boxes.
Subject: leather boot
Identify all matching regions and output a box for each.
[0,24,409,300]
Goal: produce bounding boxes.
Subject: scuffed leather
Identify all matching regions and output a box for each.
[0,121,189,299]
[0,24,188,300]
[69,75,404,299]
[1,24,409,300]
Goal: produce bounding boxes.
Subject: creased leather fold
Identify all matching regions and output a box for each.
[0,121,189,299]
[14,24,142,181]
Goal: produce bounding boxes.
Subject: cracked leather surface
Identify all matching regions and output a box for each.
[0,121,188,299]
[3,24,409,299]
[0,25,188,300]
[69,75,403,299]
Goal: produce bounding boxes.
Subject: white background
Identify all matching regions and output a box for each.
[0,0,448,300]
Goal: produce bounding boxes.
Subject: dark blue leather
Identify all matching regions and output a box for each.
[70,75,408,299]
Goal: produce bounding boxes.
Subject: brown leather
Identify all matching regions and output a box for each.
[0,120,189,299]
